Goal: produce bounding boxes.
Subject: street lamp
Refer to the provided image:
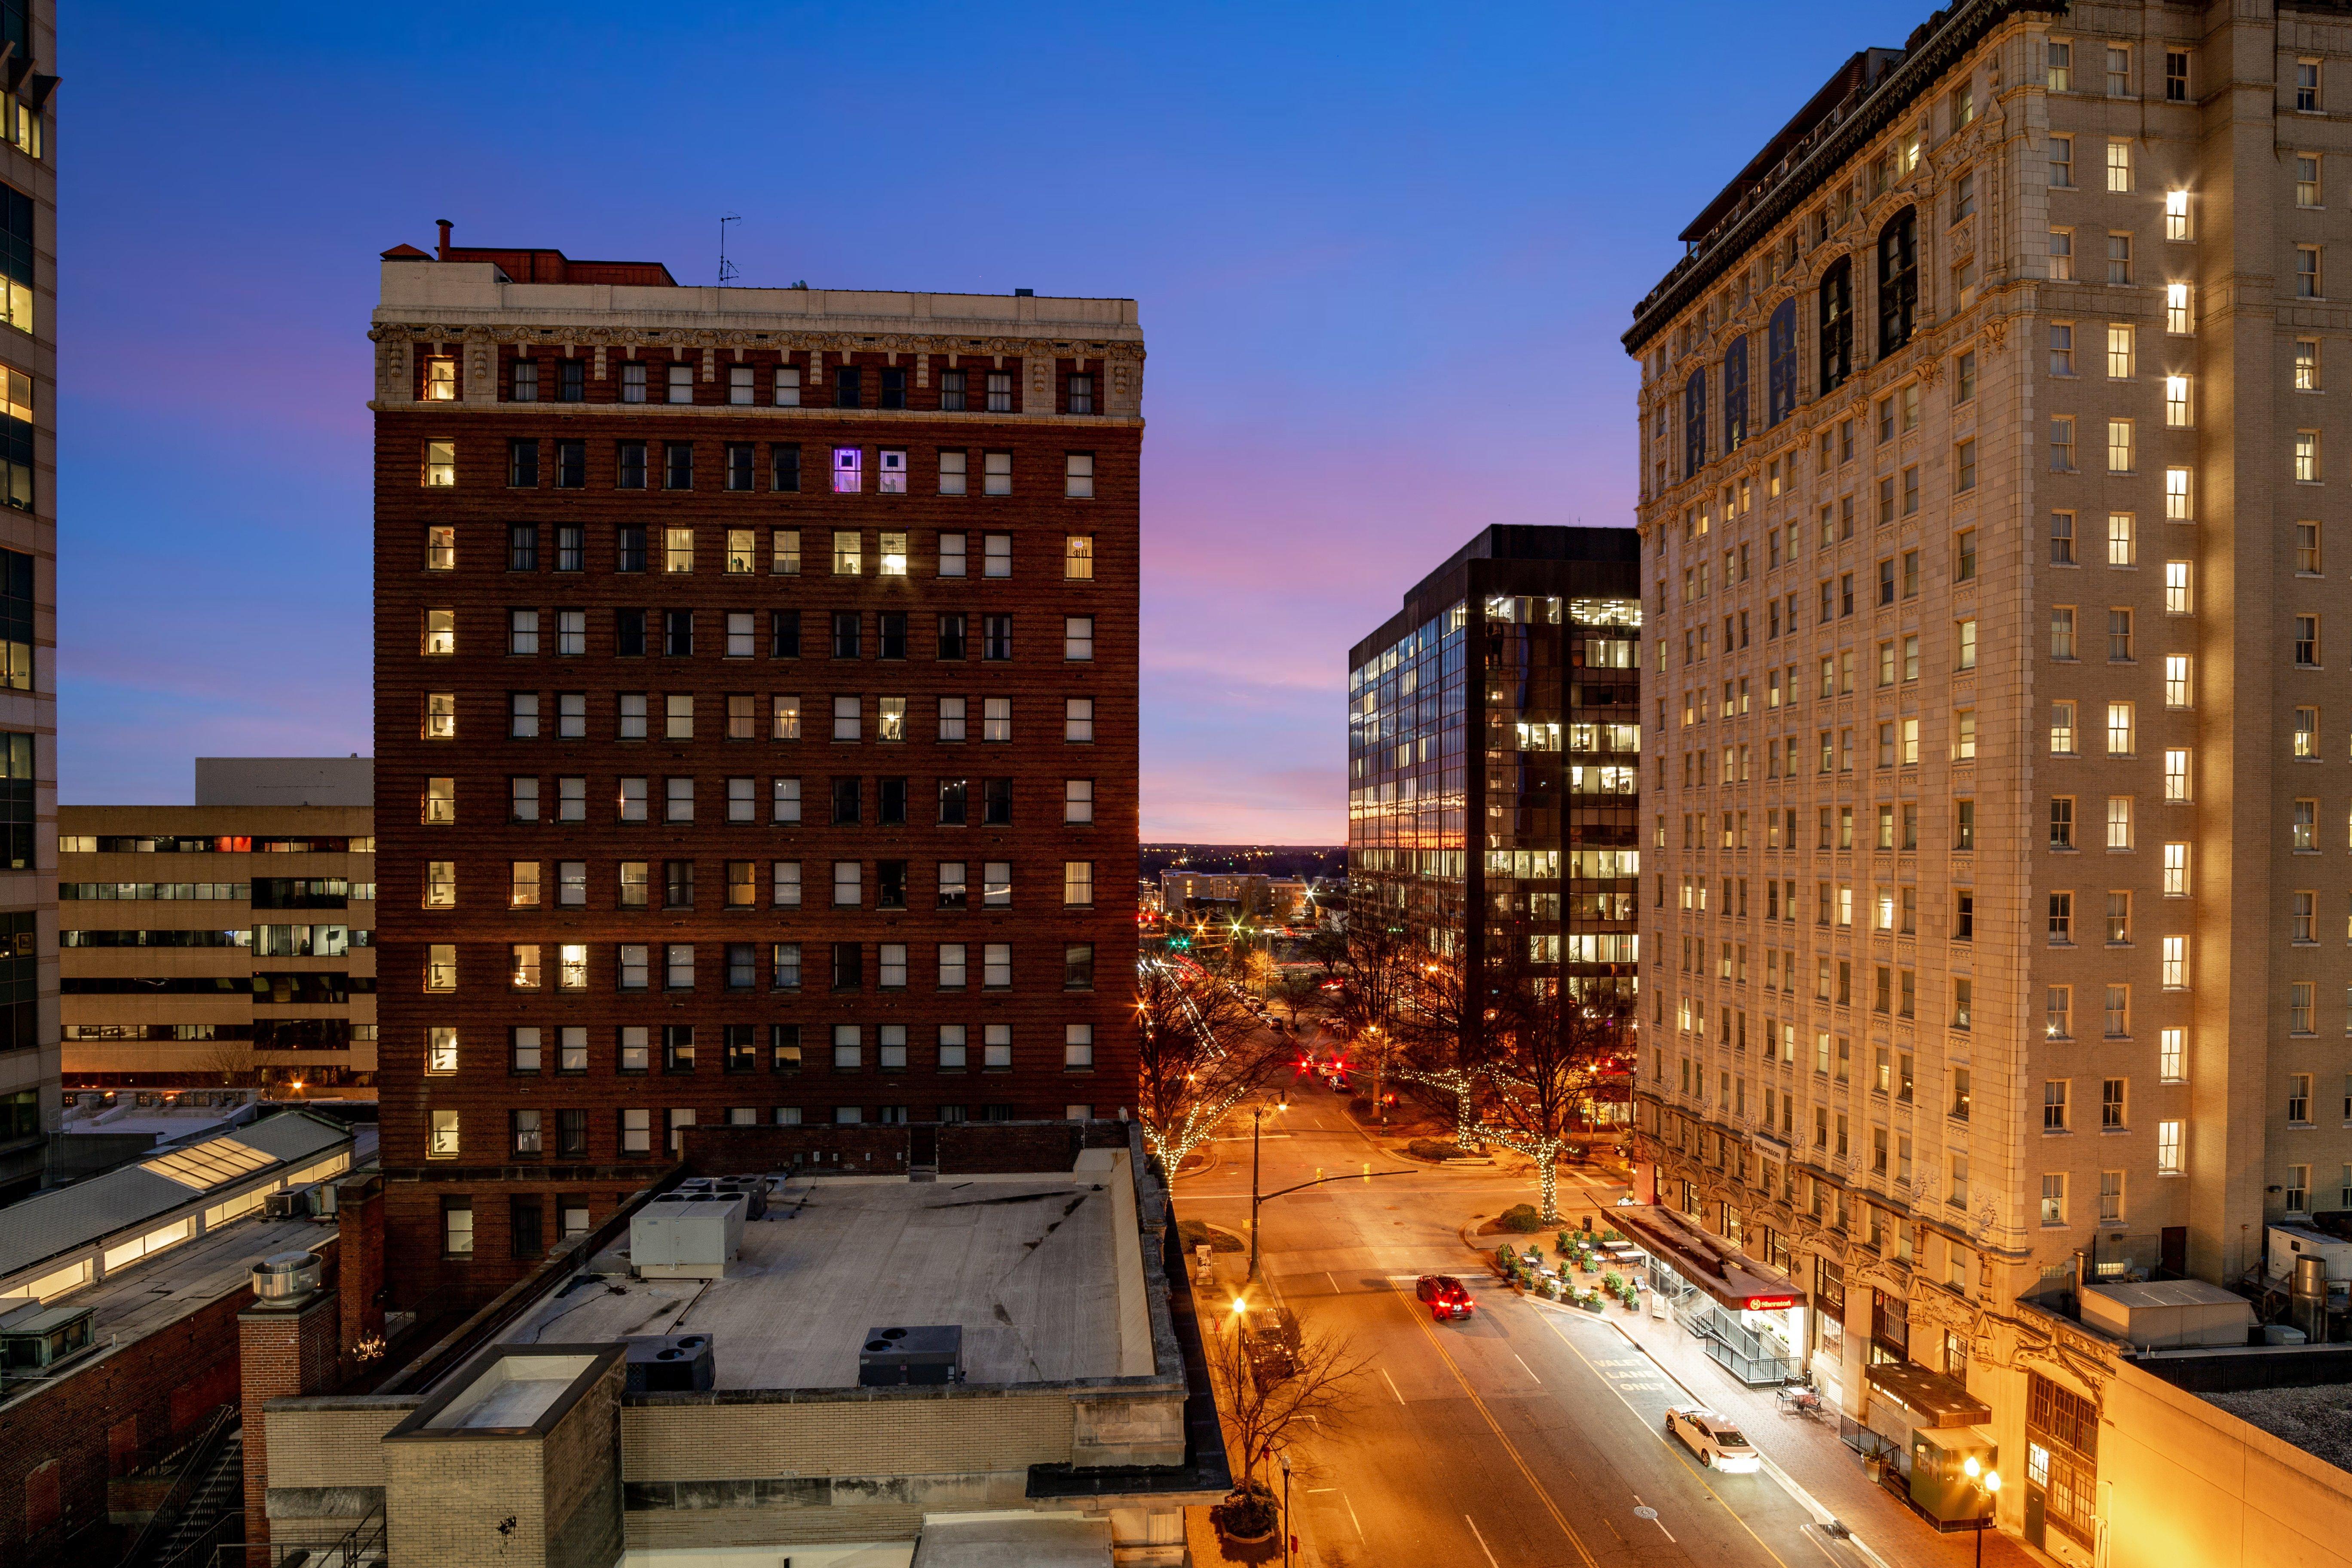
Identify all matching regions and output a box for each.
[1277,1447,1294,1568]
[1247,1093,1290,1284]
[1962,1456,2002,1568]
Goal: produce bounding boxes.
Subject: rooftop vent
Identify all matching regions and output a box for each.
[251,1250,321,1304]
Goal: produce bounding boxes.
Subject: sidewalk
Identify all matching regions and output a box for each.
[1602,1300,2043,1568]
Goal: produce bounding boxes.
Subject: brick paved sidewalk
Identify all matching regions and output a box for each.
[1601,1299,2044,1568]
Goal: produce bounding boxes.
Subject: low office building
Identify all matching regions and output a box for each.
[0,1109,361,1568]
[59,759,376,1092]
[250,1123,1220,1568]
[1157,870,1307,925]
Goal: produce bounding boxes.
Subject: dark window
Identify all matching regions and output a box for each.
[618,441,647,490]
[508,439,541,488]
[1877,209,1918,357]
[725,1021,756,1068]
[251,878,347,910]
[833,366,862,408]
[1721,335,1749,453]
[939,778,968,825]
[508,524,538,572]
[726,947,756,994]
[617,525,647,573]
[832,777,861,825]
[832,942,863,991]
[984,778,1013,825]
[616,608,647,657]
[665,442,694,490]
[774,445,801,493]
[555,439,586,487]
[0,732,29,869]
[664,859,695,909]
[558,360,585,402]
[879,612,907,661]
[1819,257,1853,392]
[664,609,693,657]
[937,613,967,661]
[510,360,540,402]
[983,615,1012,661]
[878,860,908,908]
[879,778,907,825]
[726,443,754,491]
[1683,367,1706,479]
[557,525,583,572]
[1766,300,1797,426]
[1065,943,1095,991]
[940,368,968,411]
[1067,373,1096,415]
[880,367,906,409]
[510,1197,544,1259]
[441,1196,472,1257]
[2165,51,2188,102]
[771,609,802,658]
[772,1023,802,1072]
[832,612,861,659]
[557,1108,588,1157]
[0,184,29,308]
[664,1024,696,1072]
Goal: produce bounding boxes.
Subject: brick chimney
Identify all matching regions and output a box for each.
[436,218,452,260]
[239,1253,341,1559]
[337,1172,387,1364]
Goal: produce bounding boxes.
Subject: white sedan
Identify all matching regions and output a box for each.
[1665,1406,1762,1472]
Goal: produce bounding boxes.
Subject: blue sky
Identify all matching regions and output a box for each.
[60,0,1914,835]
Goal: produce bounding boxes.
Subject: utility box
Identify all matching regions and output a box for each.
[858,1325,962,1386]
[2080,1280,2255,1349]
[621,1333,716,1393]
[630,1196,746,1280]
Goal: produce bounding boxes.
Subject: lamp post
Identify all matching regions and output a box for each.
[1365,1023,1387,1128]
[1277,1447,1293,1568]
[1247,1094,1289,1285]
[1963,1456,2002,1568]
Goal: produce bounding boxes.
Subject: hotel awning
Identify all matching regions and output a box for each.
[1865,1359,1992,1429]
[1611,1203,1806,1312]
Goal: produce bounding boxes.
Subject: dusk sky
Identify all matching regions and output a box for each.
[61,0,1905,840]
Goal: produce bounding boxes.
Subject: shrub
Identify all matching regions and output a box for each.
[1557,1229,1574,1255]
[1409,1139,1466,1161]
[1498,1204,1545,1234]
[1177,1219,1243,1254]
[1603,1271,1625,1294]
[1348,1096,1375,1118]
[1602,1228,1622,1243]
[1495,1243,1517,1267]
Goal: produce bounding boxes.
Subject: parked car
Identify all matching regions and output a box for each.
[1329,1074,1351,1093]
[1665,1406,1761,1472]
[1242,1305,1299,1387]
[1415,1275,1476,1320]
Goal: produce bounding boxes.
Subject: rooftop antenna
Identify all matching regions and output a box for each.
[718,214,741,286]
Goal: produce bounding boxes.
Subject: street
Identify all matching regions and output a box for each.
[1174,1019,1879,1568]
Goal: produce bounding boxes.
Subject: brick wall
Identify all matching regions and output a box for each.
[373,354,1141,1309]
[238,1290,343,1557]
[0,1277,257,1565]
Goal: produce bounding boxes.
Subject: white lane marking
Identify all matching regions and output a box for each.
[1515,1353,1541,1384]
[1345,1491,1365,1540]
[1327,1271,1340,1293]
[1466,1514,1502,1568]
[1381,1367,1406,1405]
[1630,1491,1678,1543]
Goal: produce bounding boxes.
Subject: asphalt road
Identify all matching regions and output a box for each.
[1177,1021,1871,1568]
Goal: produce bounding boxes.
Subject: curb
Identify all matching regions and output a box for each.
[1559,1308,1895,1568]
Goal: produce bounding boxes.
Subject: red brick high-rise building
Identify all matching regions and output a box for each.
[370,230,1142,1300]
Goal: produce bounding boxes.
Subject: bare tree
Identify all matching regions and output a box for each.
[1473,976,1630,1223]
[1391,952,1488,1148]
[1133,955,1286,1174]
[1270,969,1320,1031]
[197,1039,260,1087]
[1205,1314,1371,1513]
[1330,916,1419,1116]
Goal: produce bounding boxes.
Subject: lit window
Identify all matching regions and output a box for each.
[2106,141,2131,191]
[2163,749,2190,802]
[2164,188,2190,240]
[2299,246,2323,300]
[2108,513,2134,566]
[2164,655,2191,708]
[424,441,454,487]
[2107,420,2133,474]
[2162,841,2190,894]
[2298,430,2321,482]
[2165,467,2192,521]
[2164,560,2192,612]
[2107,701,2134,756]
[2107,324,2134,378]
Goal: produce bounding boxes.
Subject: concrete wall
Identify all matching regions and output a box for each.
[2098,1360,2352,1568]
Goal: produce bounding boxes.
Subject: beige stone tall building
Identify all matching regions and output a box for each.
[1626,0,2352,1556]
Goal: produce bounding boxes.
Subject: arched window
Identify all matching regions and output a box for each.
[1819,258,1853,394]
[1767,299,1798,425]
[1683,366,1707,480]
[1722,336,1749,454]
[1878,207,1918,357]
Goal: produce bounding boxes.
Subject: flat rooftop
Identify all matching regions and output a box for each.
[2203,1384,2352,1472]
[496,1173,1122,1390]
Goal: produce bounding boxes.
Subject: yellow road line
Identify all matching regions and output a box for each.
[1531,1302,1798,1568]
[1385,1283,1600,1568]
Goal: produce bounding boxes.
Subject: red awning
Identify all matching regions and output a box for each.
[1611,1203,1807,1312]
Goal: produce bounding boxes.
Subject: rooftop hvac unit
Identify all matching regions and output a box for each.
[629,1196,746,1280]
[622,1333,716,1393]
[263,1189,303,1220]
[2266,1224,2352,1292]
[0,1304,95,1370]
[858,1325,962,1387]
[251,1251,321,1303]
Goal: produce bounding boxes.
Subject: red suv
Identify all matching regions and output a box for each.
[1416,1275,1476,1320]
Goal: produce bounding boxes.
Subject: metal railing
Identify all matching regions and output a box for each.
[115,1404,236,1568]
[285,1500,386,1568]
